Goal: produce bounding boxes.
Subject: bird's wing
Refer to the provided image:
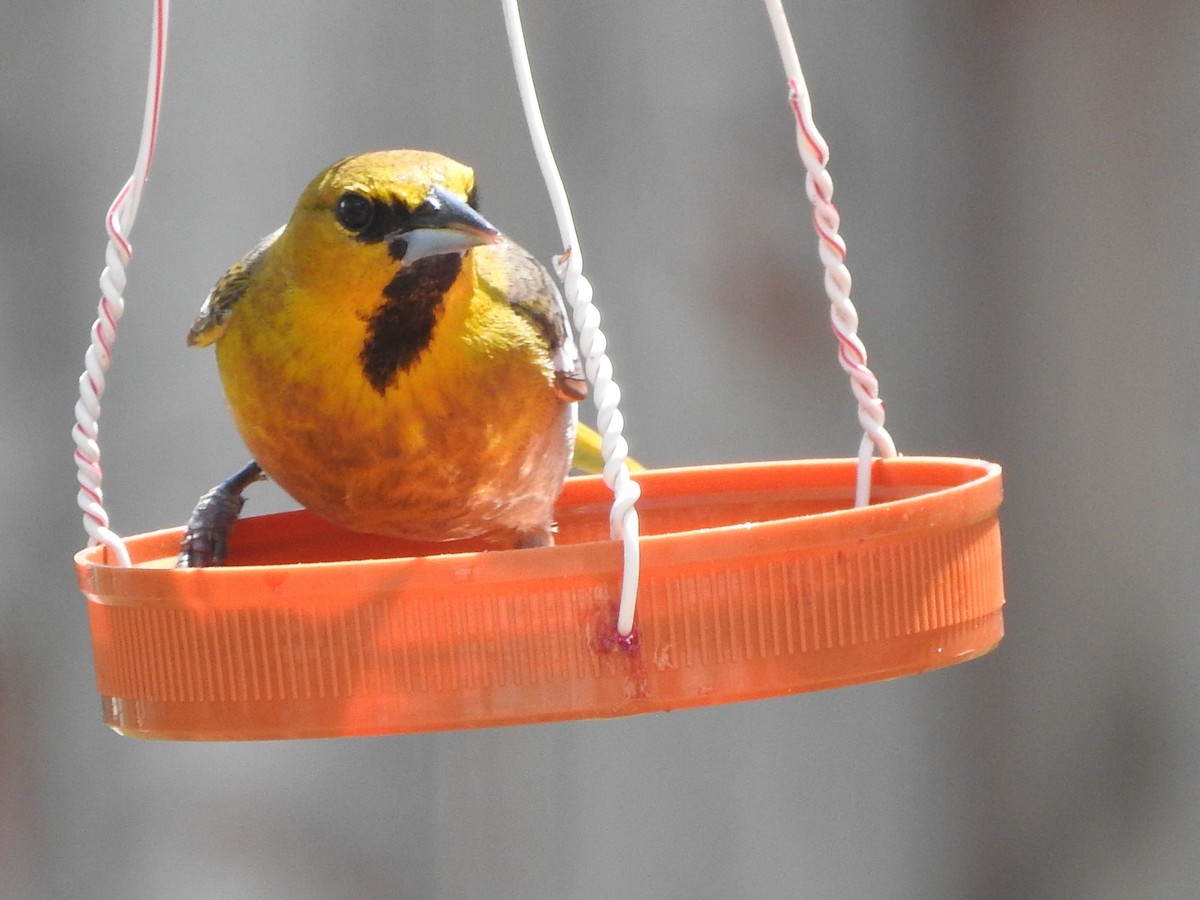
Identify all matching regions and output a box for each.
[482,240,588,403]
[186,226,284,347]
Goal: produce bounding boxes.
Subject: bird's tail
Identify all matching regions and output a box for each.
[572,422,644,475]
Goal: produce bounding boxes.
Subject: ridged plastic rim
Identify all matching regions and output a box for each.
[76,457,1004,740]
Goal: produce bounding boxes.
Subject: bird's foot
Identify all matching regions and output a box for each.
[515,526,556,550]
[177,461,264,567]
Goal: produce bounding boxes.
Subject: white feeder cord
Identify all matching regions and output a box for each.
[73,0,169,567]
[501,0,642,638]
[764,0,898,508]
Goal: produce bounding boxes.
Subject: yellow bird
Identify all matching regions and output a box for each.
[178,149,626,566]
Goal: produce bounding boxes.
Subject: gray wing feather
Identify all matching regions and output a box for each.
[186,226,283,347]
[487,241,587,402]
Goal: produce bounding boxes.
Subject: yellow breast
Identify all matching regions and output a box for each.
[213,241,573,544]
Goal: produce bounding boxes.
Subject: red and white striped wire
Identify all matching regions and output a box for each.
[74,0,169,567]
[764,0,898,507]
[501,0,642,639]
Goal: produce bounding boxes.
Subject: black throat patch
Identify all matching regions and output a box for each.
[360,254,463,395]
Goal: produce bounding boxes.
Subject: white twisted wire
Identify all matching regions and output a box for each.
[502,0,642,639]
[73,0,169,566]
[764,0,897,508]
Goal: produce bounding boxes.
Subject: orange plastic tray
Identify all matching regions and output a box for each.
[75,457,1004,740]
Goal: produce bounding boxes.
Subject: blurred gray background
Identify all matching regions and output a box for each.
[3,1,1198,897]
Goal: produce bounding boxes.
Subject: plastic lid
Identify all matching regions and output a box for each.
[75,457,1004,740]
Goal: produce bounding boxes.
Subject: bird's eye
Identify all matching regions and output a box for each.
[334,192,374,233]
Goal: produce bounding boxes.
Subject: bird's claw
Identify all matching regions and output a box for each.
[177,461,264,567]
[177,484,248,568]
[515,526,555,550]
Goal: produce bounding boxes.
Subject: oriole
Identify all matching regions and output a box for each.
[178,149,623,567]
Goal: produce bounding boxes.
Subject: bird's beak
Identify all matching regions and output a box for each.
[391,186,501,264]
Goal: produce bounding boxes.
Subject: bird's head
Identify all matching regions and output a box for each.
[287,149,500,272]
[187,150,501,349]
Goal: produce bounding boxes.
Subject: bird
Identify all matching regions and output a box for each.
[177,148,614,567]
